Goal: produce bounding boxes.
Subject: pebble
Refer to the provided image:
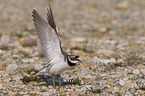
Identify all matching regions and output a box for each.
[0,84,2,88]
[22,48,33,54]
[124,81,138,88]
[19,38,37,46]
[34,64,44,71]
[116,2,129,9]
[12,74,23,81]
[119,79,125,86]
[19,64,31,69]
[20,58,35,63]
[97,50,114,57]
[71,50,86,56]
[0,43,9,50]
[28,81,37,85]
[60,90,65,93]
[95,58,116,64]
[135,65,143,68]
[1,34,10,44]
[70,37,87,43]
[97,27,107,33]
[140,68,145,75]
[113,86,119,92]
[6,64,18,75]
[125,91,132,96]
[132,69,140,74]
[88,4,96,9]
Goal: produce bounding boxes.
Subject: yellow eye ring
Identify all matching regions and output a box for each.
[71,57,76,60]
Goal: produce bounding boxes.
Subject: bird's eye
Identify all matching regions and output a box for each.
[71,57,76,60]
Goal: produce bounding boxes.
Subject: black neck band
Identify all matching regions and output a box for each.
[67,57,76,66]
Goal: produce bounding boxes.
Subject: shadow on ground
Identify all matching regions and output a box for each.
[21,74,81,87]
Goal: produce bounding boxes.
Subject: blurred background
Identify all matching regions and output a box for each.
[0,0,145,95]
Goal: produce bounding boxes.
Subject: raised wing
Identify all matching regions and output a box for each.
[47,5,59,36]
[32,7,64,71]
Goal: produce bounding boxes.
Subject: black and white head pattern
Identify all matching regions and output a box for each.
[67,55,81,66]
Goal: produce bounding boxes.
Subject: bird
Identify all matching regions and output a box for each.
[32,5,81,87]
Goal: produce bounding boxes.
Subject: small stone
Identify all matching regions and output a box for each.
[19,38,37,46]
[70,74,76,77]
[30,71,35,75]
[77,50,86,56]
[22,48,33,54]
[48,85,53,88]
[13,74,23,81]
[19,37,25,42]
[1,34,10,44]
[71,50,86,56]
[0,84,2,88]
[60,90,65,93]
[19,64,31,69]
[34,64,44,71]
[125,91,132,96]
[140,68,145,75]
[132,69,140,74]
[0,71,4,77]
[135,65,144,68]
[70,37,87,43]
[6,64,19,75]
[95,58,116,64]
[111,20,117,25]
[20,58,35,63]
[0,43,9,50]
[28,81,37,85]
[123,77,128,81]
[88,4,96,9]
[116,2,129,9]
[105,79,113,85]
[119,79,125,86]
[97,27,107,33]
[97,50,114,57]
[39,82,46,85]
[124,81,138,88]
[113,86,120,92]
[117,59,124,62]
[0,50,6,56]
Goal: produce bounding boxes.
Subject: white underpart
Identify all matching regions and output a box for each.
[48,60,69,74]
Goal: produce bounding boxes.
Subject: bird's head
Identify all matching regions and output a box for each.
[67,55,82,66]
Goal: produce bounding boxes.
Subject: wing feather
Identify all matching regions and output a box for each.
[32,8,64,71]
[47,5,60,36]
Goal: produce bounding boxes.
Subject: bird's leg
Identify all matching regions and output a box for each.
[53,74,55,87]
[58,74,61,87]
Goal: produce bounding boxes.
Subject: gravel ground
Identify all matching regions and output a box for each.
[0,0,145,95]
